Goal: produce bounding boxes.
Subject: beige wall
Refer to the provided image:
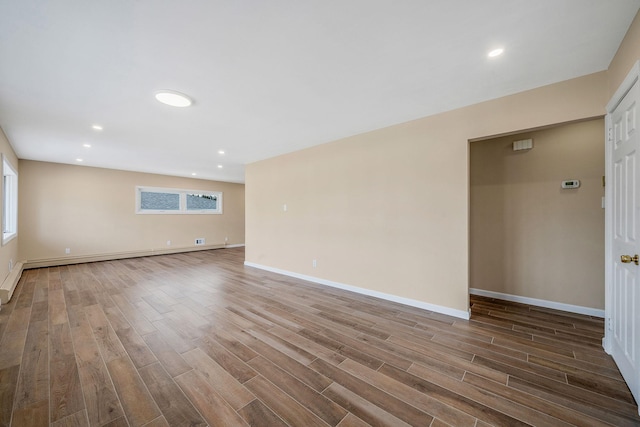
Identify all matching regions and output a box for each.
[19,161,244,264]
[246,10,640,316]
[470,119,605,308]
[246,71,608,314]
[0,128,19,282]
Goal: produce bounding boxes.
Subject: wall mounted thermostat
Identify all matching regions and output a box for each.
[561,180,580,189]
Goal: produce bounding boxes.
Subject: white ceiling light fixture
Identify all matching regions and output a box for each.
[76,158,83,162]
[217,164,223,168]
[83,143,91,148]
[218,150,225,155]
[155,90,193,107]
[488,48,504,58]
[91,124,103,131]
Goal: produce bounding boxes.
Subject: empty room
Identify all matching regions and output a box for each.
[1,1,640,426]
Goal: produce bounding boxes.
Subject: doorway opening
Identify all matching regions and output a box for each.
[469,118,605,316]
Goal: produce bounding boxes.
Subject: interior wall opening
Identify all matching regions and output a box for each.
[469,118,606,315]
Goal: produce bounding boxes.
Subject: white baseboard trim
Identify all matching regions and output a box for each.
[244,261,470,320]
[469,288,604,318]
[0,261,24,305]
[24,244,245,269]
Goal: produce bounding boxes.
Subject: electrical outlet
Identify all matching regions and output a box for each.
[312,259,317,268]
[65,248,71,254]
[195,238,205,245]
[167,240,171,246]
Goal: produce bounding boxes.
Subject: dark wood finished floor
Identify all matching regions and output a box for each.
[0,247,638,426]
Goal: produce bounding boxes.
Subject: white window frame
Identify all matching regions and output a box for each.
[135,186,222,214]
[2,156,17,245]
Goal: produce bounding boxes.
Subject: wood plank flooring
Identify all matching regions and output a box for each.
[0,247,638,426]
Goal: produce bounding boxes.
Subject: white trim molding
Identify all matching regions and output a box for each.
[469,288,604,318]
[0,261,24,305]
[244,261,470,320]
[606,61,640,112]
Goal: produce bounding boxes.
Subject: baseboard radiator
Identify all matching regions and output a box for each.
[0,261,24,306]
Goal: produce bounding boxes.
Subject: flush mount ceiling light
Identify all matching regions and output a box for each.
[91,124,103,131]
[155,90,193,107]
[488,48,504,58]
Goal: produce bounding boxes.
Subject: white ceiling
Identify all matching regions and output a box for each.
[1,1,638,183]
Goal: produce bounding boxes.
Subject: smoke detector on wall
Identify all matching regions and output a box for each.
[513,139,533,151]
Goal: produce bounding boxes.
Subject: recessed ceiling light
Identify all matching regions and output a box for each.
[217,165,223,168]
[92,124,103,131]
[83,143,91,148]
[488,48,504,58]
[218,150,225,155]
[76,158,83,162]
[155,90,193,107]
[191,172,197,176]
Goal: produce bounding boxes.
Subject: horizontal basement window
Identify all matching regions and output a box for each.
[136,186,222,214]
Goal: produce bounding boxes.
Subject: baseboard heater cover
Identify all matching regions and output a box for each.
[0,261,24,305]
[23,244,245,269]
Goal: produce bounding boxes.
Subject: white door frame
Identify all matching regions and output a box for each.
[603,59,640,354]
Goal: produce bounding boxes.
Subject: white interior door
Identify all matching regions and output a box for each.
[606,63,640,410]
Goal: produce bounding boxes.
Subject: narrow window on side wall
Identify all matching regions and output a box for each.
[2,156,17,245]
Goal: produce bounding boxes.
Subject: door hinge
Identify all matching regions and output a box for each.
[608,127,613,142]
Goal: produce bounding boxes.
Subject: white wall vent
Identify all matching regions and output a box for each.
[513,139,533,151]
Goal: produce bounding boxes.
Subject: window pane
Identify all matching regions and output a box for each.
[2,157,17,244]
[3,175,8,233]
[186,193,217,210]
[136,186,222,215]
[140,191,180,210]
